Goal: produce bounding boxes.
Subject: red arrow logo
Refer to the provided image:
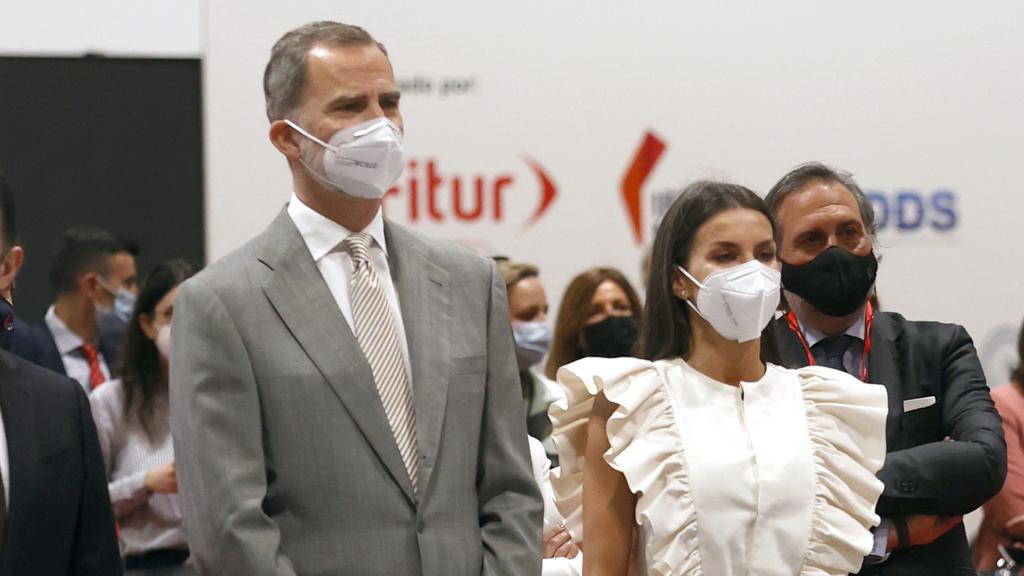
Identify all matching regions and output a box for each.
[522,156,558,228]
[620,131,666,244]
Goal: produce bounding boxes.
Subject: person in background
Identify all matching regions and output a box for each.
[12,227,130,389]
[765,162,1005,575]
[551,181,888,574]
[543,267,641,382]
[96,238,142,370]
[529,437,581,576]
[90,260,195,575]
[974,317,1024,571]
[497,260,555,450]
[0,168,123,575]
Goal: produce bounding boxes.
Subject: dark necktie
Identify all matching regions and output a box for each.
[812,334,855,374]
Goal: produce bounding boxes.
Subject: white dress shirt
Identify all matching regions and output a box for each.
[89,379,185,555]
[529,437,582,576]
[0,399,8,504]
[45,305,112,392]
[286,193,411,376]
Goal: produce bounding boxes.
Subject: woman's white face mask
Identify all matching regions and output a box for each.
[676,260,781,342]
[155,323,172,360]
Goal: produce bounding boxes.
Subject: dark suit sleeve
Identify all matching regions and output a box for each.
[70,382,124,576]
[478,262,543,576]
[876,325,1007,516]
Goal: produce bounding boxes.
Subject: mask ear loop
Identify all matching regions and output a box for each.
[674,265,712,324]
[283,120,344,193]
[283,120,334,150]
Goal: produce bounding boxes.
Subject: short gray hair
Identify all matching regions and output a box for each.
[263,21,388,122]
[764,161,877,241]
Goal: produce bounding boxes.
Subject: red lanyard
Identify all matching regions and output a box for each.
[783,302,874,382]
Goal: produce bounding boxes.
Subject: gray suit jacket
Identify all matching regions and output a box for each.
[169,210,542,576]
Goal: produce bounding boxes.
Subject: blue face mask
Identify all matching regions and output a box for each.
[511,321,552,370]
[0,296,14,352]
[112,288,137,323]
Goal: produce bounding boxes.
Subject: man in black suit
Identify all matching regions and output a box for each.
[765,162,1006,575]
[0,171,122,574]
[11,227,126,388]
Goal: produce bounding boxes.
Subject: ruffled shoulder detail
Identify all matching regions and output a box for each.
[795,366,888,576]
[549,357,702,576]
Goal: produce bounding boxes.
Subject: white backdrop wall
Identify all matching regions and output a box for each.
[0,0,200,57]
[203,1,1024,385]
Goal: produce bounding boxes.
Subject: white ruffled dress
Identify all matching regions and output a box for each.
[549,357,887,576]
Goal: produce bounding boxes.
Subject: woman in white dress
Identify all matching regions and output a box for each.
[549,181,888,576]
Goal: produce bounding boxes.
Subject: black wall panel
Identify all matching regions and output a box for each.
[0,56,204,321]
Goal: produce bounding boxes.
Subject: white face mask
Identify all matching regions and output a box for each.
[155,323,172,359]
[676,259,781,342]
[285,117,404,199]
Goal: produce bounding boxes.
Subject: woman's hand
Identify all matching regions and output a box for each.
[144,462,178,494]
[544,524,580,559]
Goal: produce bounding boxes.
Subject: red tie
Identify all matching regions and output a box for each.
[81,343,107,390]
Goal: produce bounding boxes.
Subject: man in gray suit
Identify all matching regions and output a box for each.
[169,21,542,576]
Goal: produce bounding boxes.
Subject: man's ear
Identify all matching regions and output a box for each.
[269,120,302,159]
[0,246,23,302]
[0,246,24,288]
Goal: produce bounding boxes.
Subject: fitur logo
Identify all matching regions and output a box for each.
[383,157,558,228]
[620,131,667,245]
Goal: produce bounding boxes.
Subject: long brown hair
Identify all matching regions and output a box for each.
[544,267,641,379]
[638,180,777,361]
[120,259,194,441]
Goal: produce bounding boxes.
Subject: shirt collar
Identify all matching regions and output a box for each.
[44,305,88,356]
[798,311,866,349]
[286,193,388,262]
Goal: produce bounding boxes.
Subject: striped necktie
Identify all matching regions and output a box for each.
[342,232,419,491]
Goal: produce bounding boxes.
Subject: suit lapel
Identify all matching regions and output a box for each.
[0,352,37,561]
[32,323,66,377]
[386,222,450,498]
[770,319,811,369]
[258,211,416,504]
[867,312,904,443]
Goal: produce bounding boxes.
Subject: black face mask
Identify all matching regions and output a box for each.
[0,296,14,352]
[582,316,638,358]
[781,246,877,317]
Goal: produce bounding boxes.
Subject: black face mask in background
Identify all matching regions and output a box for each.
[0,296,14,352]
[581,315,638,358]
[781,246,878,318]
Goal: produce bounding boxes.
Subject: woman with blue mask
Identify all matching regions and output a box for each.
[549,181,889,576]
[498,261,555,442]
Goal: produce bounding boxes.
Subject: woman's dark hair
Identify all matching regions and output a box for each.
[120,259,194,440]
[638,180,777,361]
[544,267,641,379]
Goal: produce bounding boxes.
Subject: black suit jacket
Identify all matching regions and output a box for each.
[772,311,1007,575]
[9,314,123,380]
[0,349,122,575]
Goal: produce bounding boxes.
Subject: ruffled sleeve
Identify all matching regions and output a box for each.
[797,366,888,576]
[549,357,702,576]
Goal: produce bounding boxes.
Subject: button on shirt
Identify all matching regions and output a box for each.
[286,193,412,377]
[45,306,112,392]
